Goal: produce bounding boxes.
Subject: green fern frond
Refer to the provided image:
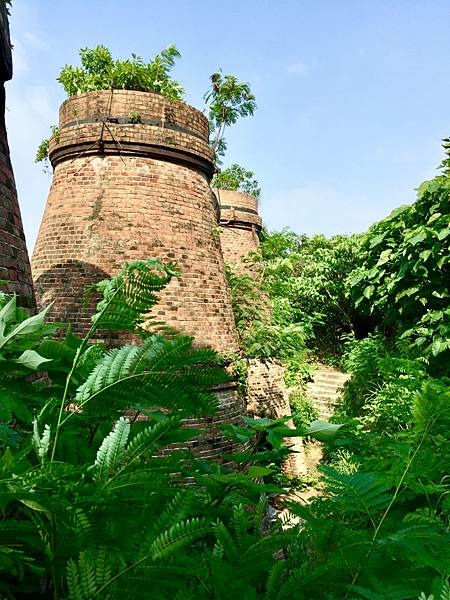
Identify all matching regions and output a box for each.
[149,491,192,542]
[67,550,113,600]
[0,382,36,424]
[377,523,450,574]
[123,417,191,465]
[264,560,287,599]
[321,466,392,521]
[351,583,419,599]
[93,417,130,482]
[72,343,106,384]
[212,520,239,562]
[73,335,225,419]
[91,259,179,333]
[212,539,224,560]
[32,421,51,461]
[108,564,201,599]
[235,530,297,581]
[67,559,84,600]
[231,503,251,550]
[440,580,450,600]
[149,517,211,559]
[94,547,112,589]
[253,493,269,532]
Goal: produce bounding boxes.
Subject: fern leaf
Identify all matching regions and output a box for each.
[149,491,192,541]
[351,583,421,599]
[321,466,392,520]
[150,518,211,559]
[94,547,112,589]
[32,421,51,461]
[123,417,186,464]
[74,336,225,419]
[212,520,239,562]
[93,417,130,482]
[79,552,97,600]
[0,383,35,423]
[66,559,83,600]
[91,259,178,333]
[265,560,287,599]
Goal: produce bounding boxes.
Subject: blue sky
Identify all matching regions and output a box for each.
[5,0,450,252]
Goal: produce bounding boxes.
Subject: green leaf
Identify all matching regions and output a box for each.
[376,249,392,266]
[247,466,273,478]
[0,295,16,339]
[13,350,52,370]
[437,226,450,240]
[306,420,344,441]
[407,228,427,246]
[431,339,447,356]
[419,249,432,261]
[368,232,387,249]
[363,285,374,299]
[0,303,53,350]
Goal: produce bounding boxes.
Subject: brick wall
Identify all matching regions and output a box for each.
[0,5,35,308]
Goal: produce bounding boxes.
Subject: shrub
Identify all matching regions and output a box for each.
[212,163,261,198]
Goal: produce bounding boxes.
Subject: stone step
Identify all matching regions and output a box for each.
[305,366,351,420]
[307,381,347,393]
[312,372,350,384]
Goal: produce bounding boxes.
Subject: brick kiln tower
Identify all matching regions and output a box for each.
[32,90,243,459]
[217,188,306,475]
[216,189,262,265]
[0,4,35,308]
[32,89,238,353]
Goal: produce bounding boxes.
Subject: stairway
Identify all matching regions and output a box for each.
[306,367,351,420]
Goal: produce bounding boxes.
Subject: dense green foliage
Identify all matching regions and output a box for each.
[0,259,343,599]
[258,229,361,359]
[212,163,261,198]
[57,44,184,99]
[228,142,450,598]
[348,160,449,370]
[1,261,448,598]
[3,257,447,598]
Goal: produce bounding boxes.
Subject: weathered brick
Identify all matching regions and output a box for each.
[32,90,243,461]
[0,11,35,308]
[217,189,262,267]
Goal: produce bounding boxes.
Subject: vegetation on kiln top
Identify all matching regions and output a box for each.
[212,164,261,199]
[57,44,184,100]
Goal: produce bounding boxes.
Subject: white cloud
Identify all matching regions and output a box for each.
[286,61,309,76]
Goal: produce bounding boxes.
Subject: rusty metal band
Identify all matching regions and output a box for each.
[219,204,259,216]
[219,218,262,231]
[49,140,215,178]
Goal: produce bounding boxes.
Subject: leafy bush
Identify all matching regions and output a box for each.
[289,388,319,430]
[1,259,337,599]
[260,229,361,360]
[212,163,261,198]
[348,143,450,370]
[35,125,59,165]
[336,334,432,434]
[287,381,450,599]
[225,265,310,374]
[57,44,184,99]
